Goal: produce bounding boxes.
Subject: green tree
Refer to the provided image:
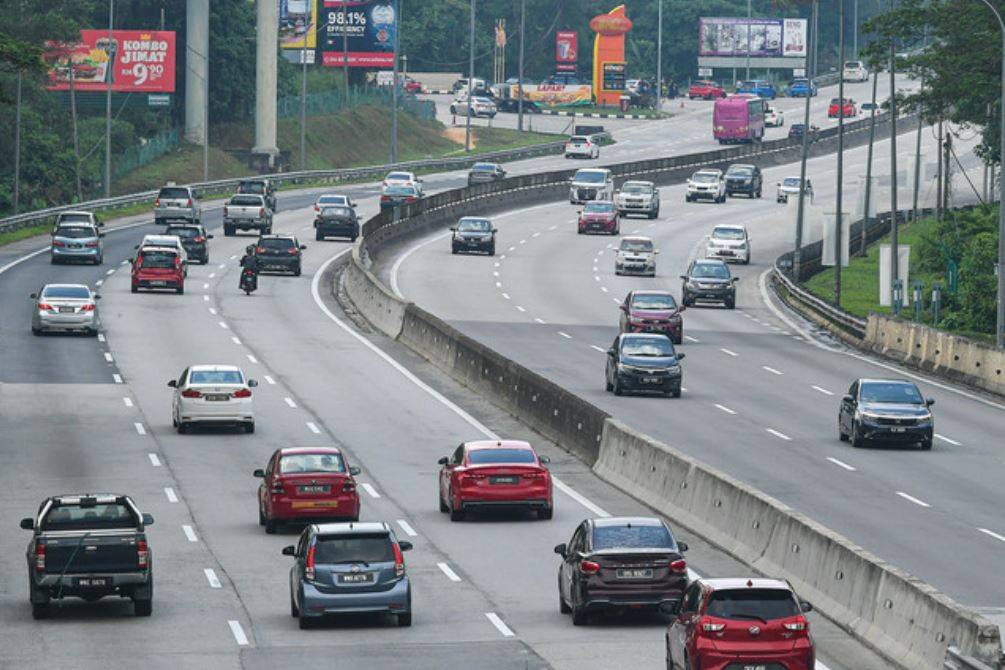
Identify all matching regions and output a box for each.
[958,231,998,332]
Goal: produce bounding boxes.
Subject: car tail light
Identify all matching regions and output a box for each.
[174,256,182,269]
[270,481,285,495]
[137,539,149,568]
[194,236,205,243]
[579,560,600,575]
[256,246,266,254]
[342,481,356,493]
[313,203,320,212]
[223,205,229,217]
[186,197,193,207]
[37,302,54,312]
[380,195,390,202]
[34,542,45,571]
[181,389,201,398]
[52,240,66,248]
[85,240,99,248]
[81,303,95,312]
[393,542,405,577]
[460,472,486,485]
[232,388,252,398]
[305,545,316,581]
[670,559,687,574]
[700,617,726,633]
[154,198,161,208]
[287,247,299,254]
[405,196,417,203]
[258,207,265,217]
[783,616,808,632]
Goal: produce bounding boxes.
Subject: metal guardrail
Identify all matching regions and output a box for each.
[773,257,868,338]
[944,646,1002,670]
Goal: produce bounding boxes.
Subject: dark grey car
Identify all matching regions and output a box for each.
[605,333,684,398]
[724,164,763,198]
[838,378,934,449]
[467,162,507,186]
[680,259,738,309]
[451,217,497,255]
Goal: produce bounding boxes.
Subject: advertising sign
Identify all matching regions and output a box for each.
[556,30,578,71]
[699,17,805,58]
[44,30,176,93]
[782,18,807,57]
[280,0,318,52]
[320,0,396,68]
[601,62,626,92]
[523,85,592,107]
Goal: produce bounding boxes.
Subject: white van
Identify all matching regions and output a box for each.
[843,61,869,82]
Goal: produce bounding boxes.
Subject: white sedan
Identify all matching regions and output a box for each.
[764,106,784,127]
[168,365,258,434]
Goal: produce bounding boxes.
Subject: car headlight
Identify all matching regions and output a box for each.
[737,243,747,250]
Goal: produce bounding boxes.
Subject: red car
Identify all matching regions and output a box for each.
[130,246,185,294]
[828,97,857,118]
[688,80,726,100]
[619,290,685,344]
[578,201,620,235]
[665,578,815,670]
[438,440,553,521]
[254,447,362,533]
[403,77,423,94]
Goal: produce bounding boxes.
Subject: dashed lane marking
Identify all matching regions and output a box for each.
[826,457,857,472]
[812,385,834,396]
[978,528,1005,544]
[204,568,222,588]
[284,397,297,408]
[766,428,792,441]
[231,336,242,345]
[684,335,701,343]
[123,397,133,407]
[437,562,462,582]
[228,620,249,646]
[306,421,320,434]
[113,374,123,384]
[485,612,515,637]
[558,331,572,339]
[148,453,161,467]
[218,321,228,329]
[762,366,783,375]
[134,422,146,435]
[896,491,931,508]
[534,318,546,324]
[396,519,418,537]
[164,487,178,503]
[720,348,738,357]
[264,375,276,385]
[361,483,380,499]
[935,434,961,446]
[591,345,606,353]
[104,352,114,362]
[182,525,198,542]
[246,354,258,364]
[516,305,526,312]
[714,404,736,415]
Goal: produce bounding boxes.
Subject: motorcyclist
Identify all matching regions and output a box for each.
[239,244,260,292]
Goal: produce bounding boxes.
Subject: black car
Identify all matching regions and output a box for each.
[724,163,762,198]
[838,378,934,449]
[165,223,213,264]
[788,123,820,141]
[605,333,685,398]
[555,516,689,625]
[680,259,737,309]
[255,234,306,276]
[451,217,496,255]
[467,162,507,186]
[314,205,359,242]
[237,179,277,212]
[495,98,542,114]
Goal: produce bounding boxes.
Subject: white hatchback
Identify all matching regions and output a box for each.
[565,135,600,159]
[168,365,258,434]
[138,234,188,269]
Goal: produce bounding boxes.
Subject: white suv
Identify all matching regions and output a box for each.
[706,224,751,264]
[569,168,614,204]
[137,234,188,270]
[565,135,600,159]
[686,170,726,204]
[843,60,869,82]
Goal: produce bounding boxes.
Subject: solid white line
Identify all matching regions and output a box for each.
[231,336,242,345]
[978,528,1005,543]
[148,453,161,467]
[826,457,857,472]
[361,483,380,499]
[228,620,249,646]
[264,375,276,385]
[164,487,178,503]
[134,422,146,436]
[284,397,297,408]
[591,345,606,353]
[113,373,123,384]
[600,286,608,292]
[104,352,114,362]
[389,231,451,298]
[558,331,572,339]
[714,404,736,415]
[935,433,961,446]
[209,307,217,315]
[896,491,931,508]
[306,421,320,434]
[762,366,783,375]
[218,321,228,329]
[204,568,222,588]
[720,348,738,357]
[396,519,418,537]
[437,562,462,582]
[812,385,834,396]
[501,292,511,300]
[519,239,527,245]
[485,612,515,637]
[97,333,106,342]
[553,478,609,517]
[123,397,133,407]
[684,335,701,343]
[516,305,526,312]
[246,354,258,364]
[182,524,198,542]
[532,232,541,238]
[766,428,792,441]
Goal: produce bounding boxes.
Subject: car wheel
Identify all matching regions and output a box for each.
[134,597,152,617]
[450,506,464,522]
[537,506,553,520]
[177,422,188,435]
[572,604,589,626]
[224,225,234,236]
[670,386,682,399]
[397,611,413,627]
[298,613,313,629]
[488,245,495,256]
[839,420,849,442]
[31,327,41,336]
[560,593,572,614]
[176,285,184,295]
[315,231,323,241]
[245,422,255,434]
[31,601,50,620]
[613,377,623,396]
[439,493,449,513]
[290,591,299,617]
[259,503,266,526]
[95,255,103,265]
[294,266,302,277]
[265,518,277,534]
[131,285,139,294]
[673,333,682,345]
[725,297,735,310]
[851,422,865,448]
[921,437,933,450]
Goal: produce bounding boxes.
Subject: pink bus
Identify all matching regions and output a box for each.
[713,94,765,144]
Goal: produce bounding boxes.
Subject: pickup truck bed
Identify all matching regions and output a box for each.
[223,195,273,236]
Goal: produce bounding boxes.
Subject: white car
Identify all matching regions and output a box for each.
[569,168,614,204]
[615,236,658,276]
[615,180,660,218]
[168,365,258,434]
[565,135,600,159]
[776,176,814,203]
[686,170,726,203]
[764,106,784,127]
[706,224,751,264]
[313,193,356,215]
[383,171,423,196]
[137,234,188,268]
[843,60,869,82]
[450,96,497,118]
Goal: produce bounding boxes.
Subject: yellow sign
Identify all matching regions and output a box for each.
[280,0,318,51]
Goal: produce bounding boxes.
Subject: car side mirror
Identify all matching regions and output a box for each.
[619,304,628,312]
[492,228,498,233]
[253,469,266,478]
[678,305,686,312]
[142,513,155,526]
[926,398,935,407]
[134,244,140,249]
[282,545,296,556]
[99,233,106,238]
[167,380,177,388]
[449,227,456,232]
[554,543,567,557]
[732,277,740,283]
[539,455,551,464]
[29,293,37,299]
[654,250,660,255]
[776,182,781,187]
[207,234,215,239]
[437,456,449,465]
[676,352,686,361]
[20,518,34,530]
[607,348,616,356]
[800,600,814,613]
[399,540,413,552]
[679,275,688,281]
[577,211,582,216]
[842,394,854,404]
[93,295,102,301]
[678,541,689,552]
[348,466,361,476]
[300,245,307,250]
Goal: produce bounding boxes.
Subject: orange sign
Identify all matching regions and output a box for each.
[589,14,632,37]
[591,5,632,106]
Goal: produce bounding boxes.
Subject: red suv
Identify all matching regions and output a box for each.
[828,97,857,118]
[130,247,184,294]
[254,447,361,533]
[665,578,815,670]
[688,80,726,100]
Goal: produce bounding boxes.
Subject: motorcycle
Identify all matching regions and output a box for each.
[239,267,258,295]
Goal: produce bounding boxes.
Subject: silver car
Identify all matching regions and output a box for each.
[777,176,814,204]
[154,184,202,225]
[50,223,103,265]
[30,284,101,336]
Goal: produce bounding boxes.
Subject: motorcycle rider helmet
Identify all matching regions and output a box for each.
[245,245,255,255]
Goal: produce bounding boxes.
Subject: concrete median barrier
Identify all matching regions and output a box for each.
[343,246,407,339]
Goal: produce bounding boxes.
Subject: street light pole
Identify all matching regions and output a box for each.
[14,70,21,213]
[745,0,751,81]
[836,0,846,305]
[853,0,858,58]
[203,46,209,181]
[862,69,879,253]
[888,0,900,313]
[517,0,525,131]
[465,0,475,153]
[657,0,663,111]
[300,44,308,170]
[105,0,114,198]
[794,0,818,281]
[390,0,400,163]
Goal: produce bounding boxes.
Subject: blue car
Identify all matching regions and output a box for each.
[736,79,776,99]
[285,522,413,629]
[787,78,818,97]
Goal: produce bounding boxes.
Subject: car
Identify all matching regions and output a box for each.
[313,193,356,215]
[450,95,497,118]
[284,521,413,629]
[614,237,658,277]
[605,333,685,397]
[787,77,818,97]
[788,123,820,141]
[450,216,496,255]
[154,183,201,225]
[569,168,614,204]
[618,290,683,343]
[137,233,188,268]
[313,205,359,242]
[688,80,726,100]
[706,224,751,265]
[724,164,762,198]
[236,178,278,212]
[255,234,307,276]
[380,184,420,211]
[578,201,620,235]
[776,176,814,203]
[403,77,423,94]
[615,181,660,219]
[686,170,726,203]
[30,283,101,336]
[861,101,880,112]
[565,135,600,160]
[494,97,542,114]
[165,223,212,264]
[168,364,258,434]
[383,171,423,196]
[437,440,553,521]
[223,194,273,236]
[843,60,869,82]
[828,97,857,118]
[452,76,487,93]
[764,105,784,127]
[21,494,155,619]
[131,246,185,294]
[665,578,815,670]
[467,162,507,186]
[680,259,738,309]
[50,221,104,265]
[838,378,935,449]
[736,79,776,99]
[255,447,362,533]
[555,516,689,625]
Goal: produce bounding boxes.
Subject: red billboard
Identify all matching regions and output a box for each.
[555,30,578,72]
[44,30,176,93]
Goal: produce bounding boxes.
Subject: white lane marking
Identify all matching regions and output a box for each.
[553,478,609,517]
[714,404,736,415]
[123,397,133,407]
[228,620,249,646]
[209,307,217,315]
[230,255,237,260]
[218,321,228,329]
[812,385,834,396]
[935,433,961,446]
[501,292,511,300]
[396,519,418,537]
[437,562,462,582]
[766,428,792,441]
[203,283,210,290]
[361,483,380,499]
[164,487,178,503]
[148,453,161,467]
[591,345,606,353]
[493,271,500,277]
[558,331,572,339]
[592,266,598,272]
[596,249,604,256]
[134,422,146,436]
[182,524,199,542]
[896,491,931,508]
[264,375,276,385]
[495,282,502,288]
[532,232,541,238]
[95,279,104,287]
[494,262,500,268]
[104,352,114,362]
[246,354,258,364]
[594,275,600,282]
[508,246,516,252]
[601,286,609,293]
[120,260,128,266]
[549,225,557,230]
[516,305,526,312]
[485,612,515,637]
[97,333,106,342]
[203,295,209,302]
[762,366,783,375]
[389,231,451,298]
[0,247,50,275]
[204,568,222,588]
[217,263,226,269]
[720,348,738,357]
[978,528,1005,543]
[284,397,297,408]
[519,239,527,245]
[826,457,857,472]
[113,374,123,384]
[209,273,216,279]
[499,254,506,259]
[612,298,620,304]
[684,335,701,343]
[105,268,115,276]
[534,318,546,324]
[231,336,242,345]
[306,421,321,434]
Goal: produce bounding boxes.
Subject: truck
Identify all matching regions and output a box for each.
[21,494,155,618]
[712,95,765,144]
[223,194,273,237]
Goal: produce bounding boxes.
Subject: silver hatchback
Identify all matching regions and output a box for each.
[30,284,101,336]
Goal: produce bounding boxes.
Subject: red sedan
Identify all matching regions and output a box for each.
[438,440,553,521]
[404,77,423,94]
[828,97,857,118]
[254,447,361,533]
[578,201,620,235]
[688,80,726,100]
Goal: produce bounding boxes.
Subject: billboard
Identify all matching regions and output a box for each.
[523,85,592,107]
[698,17,805,58]
[555,30,578,72]
[320,0,396,68]
[44,30,176,93]
[280,0,318,53]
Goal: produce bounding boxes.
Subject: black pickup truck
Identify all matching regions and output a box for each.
[21,494,155,619]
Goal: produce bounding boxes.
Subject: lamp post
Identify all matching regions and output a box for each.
[105,0,114,198]
[465,0,475,153]
[794,0,818,281]
[888,0,900,313]
[835,0,846,305]
[862,69,879,253]
[300,44,308,171]
[517,0,525,131]
[390,0,400,163]
[745,0,751,81]
[657,0,663,111]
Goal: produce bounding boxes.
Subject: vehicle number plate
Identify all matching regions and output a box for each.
[338,572,373,583]
[298,485,330,494]
[490,476,519,485]
[743,666,766,670]
[642,376,660,384]
[150,280,167,286]
[616,568,653,579]
[59,306,75,313]
[204,394,230,401]
[891,427,907,433]
[75,577,109,587]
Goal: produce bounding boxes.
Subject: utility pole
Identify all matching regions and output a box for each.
[203,46,209,181]
[853,0,858,58]
[794,0,818,281]
[465,0,475,153]
[517,0,525,131]
[14,70,22,213]
[390,0,400,163]
[835,0,846,305]
[105,0,114,198]
[911,29,927,225]
[888,0,900,313]
[936,119,943,220]
[811,2,819,79]
[300,44,308,170]
[70,61,82,201]
[745,0,751,81]
[658,0,664,111]
[862,69,879,253]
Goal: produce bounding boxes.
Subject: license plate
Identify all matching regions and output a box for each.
[298,485,330,494]
[642,376,660,384]
[616,568,653,579]
[75,577,109,587]
[59,306,75,313]
[291,500,339,509]
[150,280,167,286]
[721,250,734,255]
[490,476,519,485]
[338,572,373,583]
[204,394,230,401]
[743,666,766,670]
[891,427,907,433]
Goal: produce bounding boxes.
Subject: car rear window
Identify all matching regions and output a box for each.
[621,183,652,194]
[315,534,393,564]
[727,166,754,176]
[592,524,675,550]
[43,286,90,299]
[258,238,295,250]
[472,163,495,171]
[238,182,266,194]
[139,250,178,268]
[166,227,200,239]
[43,503,136,530]
[386,172,412,181]
[385,185,417,196]
[467,448,536,464]
[570,136,589,143]
[158,187,190,199]
[189,370,243,384]
[54,226,95,238]
[706,588,801,620]
[58,213,93,224]
[230,195,263,207]
[712,227,746,240]
[320,206,353,218]
[318,195,348,205]
[279,453,346,474]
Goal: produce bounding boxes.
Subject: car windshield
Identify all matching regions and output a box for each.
[712,227,746,240]
[692,173,719,183]
[467,448,536,464]
[592,524,675,550]
[319,195,348,205]
[632,294,676,310]
[621,183,652,194]
[386,172,412,181]
[259,238,295,250]
[783,177,803,187]
[620,239,654,252]
[386,185,417,196]
[54,226,95,238]
[279,453,346,474]
[706,589,801,621]
[727,166,754,176]
[691,263,730,279]
[158,187,190,199]
[139,250,177,267]
[190,370,243,384]
[42,503,136,531]
[860,382,924,403]
[43,285,90,299]
[574,171,606,184]
[315,534,393,564]
[230,195,262,207]
[791,79,809,85]
[472,163,496,172]
[166,227,200,239]
[621,337,676,357]
[584,202,614,213]
[457,219,491,232]
[321,206,353,218]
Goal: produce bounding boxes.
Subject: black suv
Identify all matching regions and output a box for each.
[237,179,277,212]
[680,259,738,309]
[255,234,306,276]
[838,378,935,449]
[555,516,689,625]
[605,333,685,398]
[166,223,213,264]
[724,163,762,198]
[314,205,359,242]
